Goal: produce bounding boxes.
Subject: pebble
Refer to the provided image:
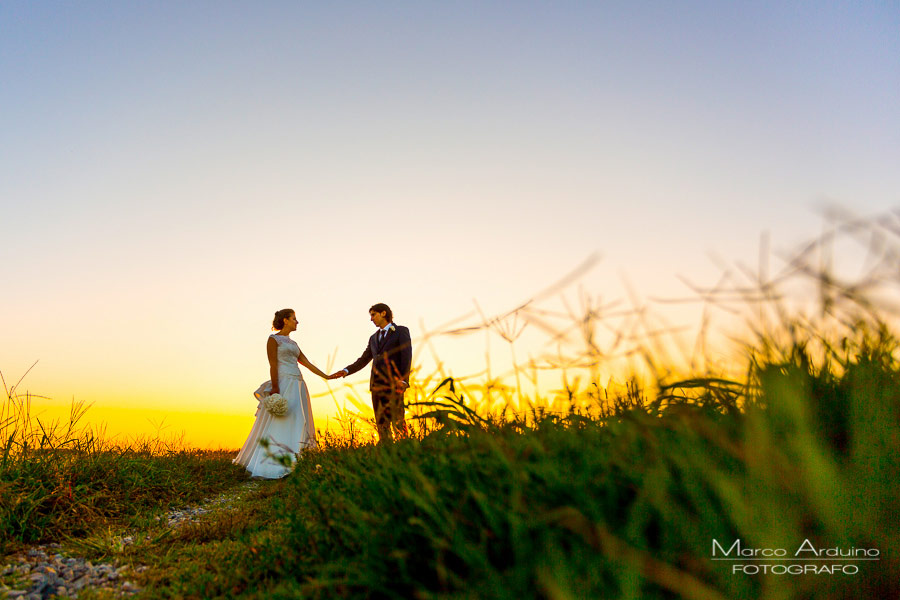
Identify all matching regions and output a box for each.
[0,544,135,599]
[0,481,260,598]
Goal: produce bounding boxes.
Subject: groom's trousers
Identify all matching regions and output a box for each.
[371,389,407,443]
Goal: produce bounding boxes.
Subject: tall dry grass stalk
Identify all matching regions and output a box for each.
[318,210,900,437]
[262,210,899,600]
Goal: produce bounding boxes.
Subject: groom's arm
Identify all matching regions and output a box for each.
[395,326,412,383]
[343,343,373,376]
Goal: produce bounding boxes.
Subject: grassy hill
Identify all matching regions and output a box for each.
[3,329,898,599]
[4,219,899,598]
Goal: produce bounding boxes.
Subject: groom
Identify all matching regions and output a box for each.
[332,303,412,444]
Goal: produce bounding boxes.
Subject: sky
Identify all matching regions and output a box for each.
[1,1,898,448]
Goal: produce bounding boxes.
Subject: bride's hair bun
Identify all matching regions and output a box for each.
[273,308,294,330]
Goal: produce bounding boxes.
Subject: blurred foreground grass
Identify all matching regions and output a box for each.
[252,337,899,599]
[115,330,898,600]
[3,213,899,598]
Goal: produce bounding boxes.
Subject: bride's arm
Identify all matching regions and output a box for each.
[297,349,330,380]
[267,337,280,394]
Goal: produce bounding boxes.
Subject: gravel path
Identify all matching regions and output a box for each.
[0,481,260,599]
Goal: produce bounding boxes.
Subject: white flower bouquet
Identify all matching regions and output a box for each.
[264,393,288,417]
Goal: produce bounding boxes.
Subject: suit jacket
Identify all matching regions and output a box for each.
[344,324,412,392]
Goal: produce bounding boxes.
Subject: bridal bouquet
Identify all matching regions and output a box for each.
[264,393,288,417]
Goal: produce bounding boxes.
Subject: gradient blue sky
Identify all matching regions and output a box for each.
[2,2,897,446]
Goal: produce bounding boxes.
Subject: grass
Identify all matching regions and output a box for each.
[0,385,248,555]
[165,339,897,599]
[3,214,899,598]
[75,333,897,599]
[37,329,892,599]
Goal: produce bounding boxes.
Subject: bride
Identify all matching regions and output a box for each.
[234,308,335,479]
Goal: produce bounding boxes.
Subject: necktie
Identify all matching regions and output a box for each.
[378,330,385,345]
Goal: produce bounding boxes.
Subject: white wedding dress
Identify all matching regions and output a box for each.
[233,334,317,478]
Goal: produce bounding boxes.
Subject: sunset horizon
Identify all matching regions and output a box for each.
[2,1,897,446]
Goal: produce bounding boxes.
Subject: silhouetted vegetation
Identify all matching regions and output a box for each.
[3,211,898,599]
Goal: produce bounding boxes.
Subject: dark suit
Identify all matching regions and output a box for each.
[344,324,412,441]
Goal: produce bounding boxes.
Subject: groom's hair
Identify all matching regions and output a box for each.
[273,308,294,330]
[369,303,392,322]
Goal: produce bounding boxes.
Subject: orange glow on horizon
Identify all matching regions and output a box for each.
[20,401,374,451]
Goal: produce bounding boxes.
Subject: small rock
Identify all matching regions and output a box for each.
[29,580,53,598]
